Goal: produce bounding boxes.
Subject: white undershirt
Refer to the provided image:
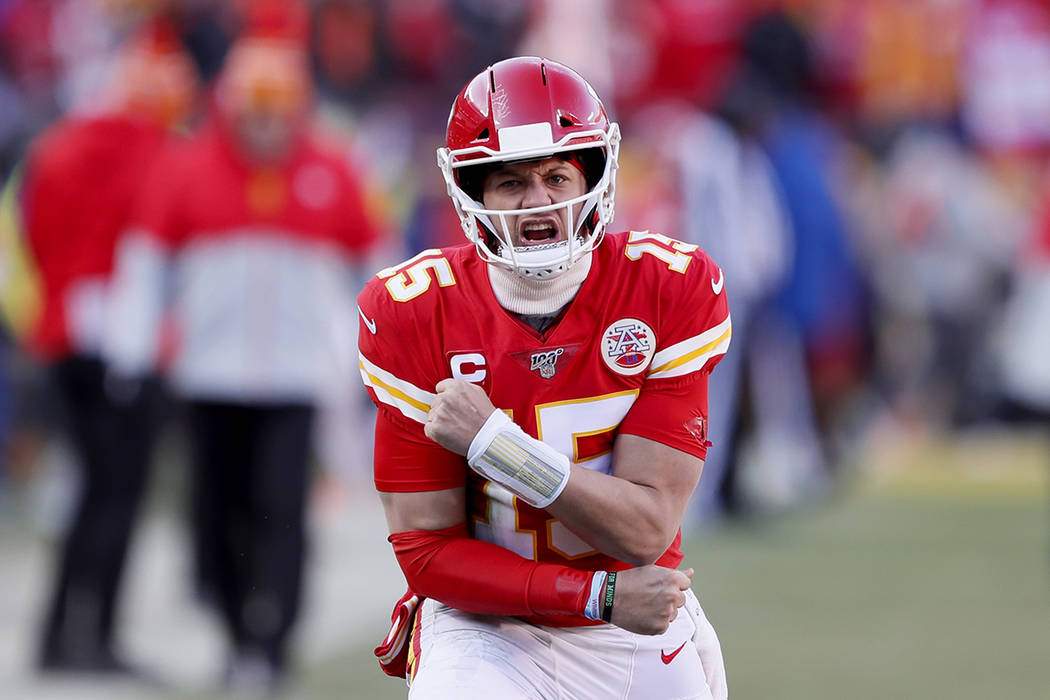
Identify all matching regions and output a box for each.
[487,253,592,316]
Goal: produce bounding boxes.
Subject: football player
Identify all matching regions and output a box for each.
[359,57,730,699]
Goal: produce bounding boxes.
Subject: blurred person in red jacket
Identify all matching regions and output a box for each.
[20,19,198,675]
[104,2,379,691]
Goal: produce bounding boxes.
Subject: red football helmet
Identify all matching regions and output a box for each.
[437,56,620,278]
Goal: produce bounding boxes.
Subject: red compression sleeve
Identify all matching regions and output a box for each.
[389,524,592,618]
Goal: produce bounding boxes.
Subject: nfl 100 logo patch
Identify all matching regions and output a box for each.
[601,318,655,376]
[529,348,564,379]
[509,344,580,379]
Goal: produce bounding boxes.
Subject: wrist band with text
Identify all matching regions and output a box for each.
[601,570,617,623]
[583,571,608,621]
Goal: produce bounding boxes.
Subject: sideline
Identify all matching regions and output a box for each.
[0,490,403,699]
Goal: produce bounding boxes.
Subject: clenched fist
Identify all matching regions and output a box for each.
[424,378,497,455]
[608,565,693,635]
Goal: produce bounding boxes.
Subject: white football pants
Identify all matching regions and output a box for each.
[407,589,727,700]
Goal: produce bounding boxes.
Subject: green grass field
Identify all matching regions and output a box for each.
[300,456,1050,700]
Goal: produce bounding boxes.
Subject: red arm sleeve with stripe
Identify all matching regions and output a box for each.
[376,409,593,619]
[390,524,593,618]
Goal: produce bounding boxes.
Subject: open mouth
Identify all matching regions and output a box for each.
[519,219,560,245]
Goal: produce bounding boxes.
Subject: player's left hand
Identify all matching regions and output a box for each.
[425,379,497,455]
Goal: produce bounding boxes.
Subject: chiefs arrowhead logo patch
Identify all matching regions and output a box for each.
[601,318,655,376]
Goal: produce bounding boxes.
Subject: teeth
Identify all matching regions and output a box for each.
[514,241,564,252]
[523,222,554,231]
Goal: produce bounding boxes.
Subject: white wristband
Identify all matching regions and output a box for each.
[583,571,608,621]
[466,409,514,463]
[467,409,571,508]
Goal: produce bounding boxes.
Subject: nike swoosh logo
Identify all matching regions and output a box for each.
[711,268,724,295]
[661,641,688,665]
[358,306,377,334]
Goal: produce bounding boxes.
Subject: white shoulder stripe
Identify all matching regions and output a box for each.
[648,313,732,380]
[359,353,435,424]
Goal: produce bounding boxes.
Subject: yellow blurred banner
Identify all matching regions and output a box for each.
[0,165,42,341]
[863,427,1048,500]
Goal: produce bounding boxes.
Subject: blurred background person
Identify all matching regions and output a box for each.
[840,0,1032,435]
[15,16,197,676]
[103,0,379,691]
[636,105,792,523]
[996,186,1050,421]
[608,5,859,518]
[718,10,867,513]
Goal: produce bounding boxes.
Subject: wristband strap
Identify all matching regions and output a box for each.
[601,571,617,623]
[583,571,608,621]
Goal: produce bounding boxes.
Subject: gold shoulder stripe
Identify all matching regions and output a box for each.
[359,353,435,423]
[649,314,732,379]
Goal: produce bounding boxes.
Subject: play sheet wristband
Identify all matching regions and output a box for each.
[467,409,571,508]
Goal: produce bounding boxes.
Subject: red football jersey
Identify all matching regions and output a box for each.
[358,230,731,626]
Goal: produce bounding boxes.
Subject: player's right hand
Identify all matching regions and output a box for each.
[608,565,693,635]
[425,378,497,456]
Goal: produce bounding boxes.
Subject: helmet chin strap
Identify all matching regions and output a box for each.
[484,198,600,279]
[487,251,593,315]
[497,234,585,280]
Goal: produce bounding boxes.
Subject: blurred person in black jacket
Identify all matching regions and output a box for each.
[19,19,197,675]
